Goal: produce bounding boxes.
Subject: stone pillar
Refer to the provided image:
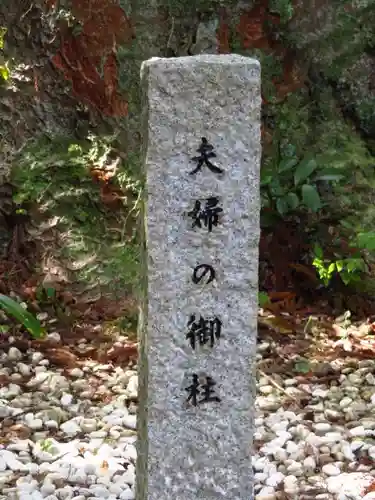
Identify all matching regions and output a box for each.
[137,54,261,500]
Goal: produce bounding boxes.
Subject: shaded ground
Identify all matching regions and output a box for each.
[1,131,375,378]
[0,135,140,371]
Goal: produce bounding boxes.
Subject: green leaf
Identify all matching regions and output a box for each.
[259,292,270,308]
[0,294,45,339]
[294,158,318,186]
[285,192,299,210]
[357,232,375,251]
[340,220,354,230]
[313,243,324,259]
[260,175,273,186]
[294,358,311,374]
[276,197,289,215]
[346,258,365,273]
[328,262,336,274]
[269,178,285,197]
[340,271,351,285]
[0,65,9,81]
[0,27,7,50]
[282,143,297,158]
[335,260,344,272]
[278,158,298,173]
[45,287,56,299]
[301,184,321,212]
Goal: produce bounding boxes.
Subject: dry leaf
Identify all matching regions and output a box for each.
[258,315,295,334]
[101,460,109,471]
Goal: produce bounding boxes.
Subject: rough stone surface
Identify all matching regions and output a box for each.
[138,55,261,499]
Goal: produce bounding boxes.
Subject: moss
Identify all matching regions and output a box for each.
[255,50,284,101]
[350,97,375,138]
[286,1,375,79]
[265,89,311,155]
[273,85,372,170]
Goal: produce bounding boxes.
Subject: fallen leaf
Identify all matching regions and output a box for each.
[7,424,32,440]
[332,324,347,338]
[258,315,295,334]
[44,348,80,368]
[101,343,138,364]
[101,460,109,471]
[333,337,353,352]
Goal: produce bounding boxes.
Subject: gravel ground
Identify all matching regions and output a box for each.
[254,338,375,500]
[1,335,375,500]
[0,339,138,500]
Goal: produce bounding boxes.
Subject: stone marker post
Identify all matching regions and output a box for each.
[137,54,261,500]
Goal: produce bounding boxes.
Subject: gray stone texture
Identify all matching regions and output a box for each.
[137,54,261,500]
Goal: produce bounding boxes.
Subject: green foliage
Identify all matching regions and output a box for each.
[0,64,9,81]
[315,5,375,80]
[301,184,321,213]
[284,0,375,77]
[117,313,138,335]
[293,358,311,374]
[267,94,375,288]
[259,291,270,308]
[272,92,311,153]
[356,98,375,137]
[13,139,88,205]
[261,84,373,236]
[0,294,45,339]
[355,232,375,251]
[247,5,375,294]
[312,244,368,287]
[312,93,373,172]
[35,285,59,310]
[39,439,53,453]
[12,135,141,295]
[261,147,346,217]
[268,0,294,23]
[0,27,9,82]
[0,27,6,49]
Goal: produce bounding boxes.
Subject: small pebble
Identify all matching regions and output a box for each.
[60,394,73,406]
[31,352,44,365]
[18,363,31,377]
[29,419,43,430]
[314,422,331,433]
[283,474,298,493]
[60,420,81,436]
[339,397,353,408]
[70,368,84,378]
[266,472,285,487]
[36,313,48,321]
[46,332,61,343]
[349,426,366,437]
[8,347,23,361]
[322,464,341,476]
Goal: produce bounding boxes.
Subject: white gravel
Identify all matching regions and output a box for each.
[2,334,375,500]
[254,347,375,500]
[0,343,137,500]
